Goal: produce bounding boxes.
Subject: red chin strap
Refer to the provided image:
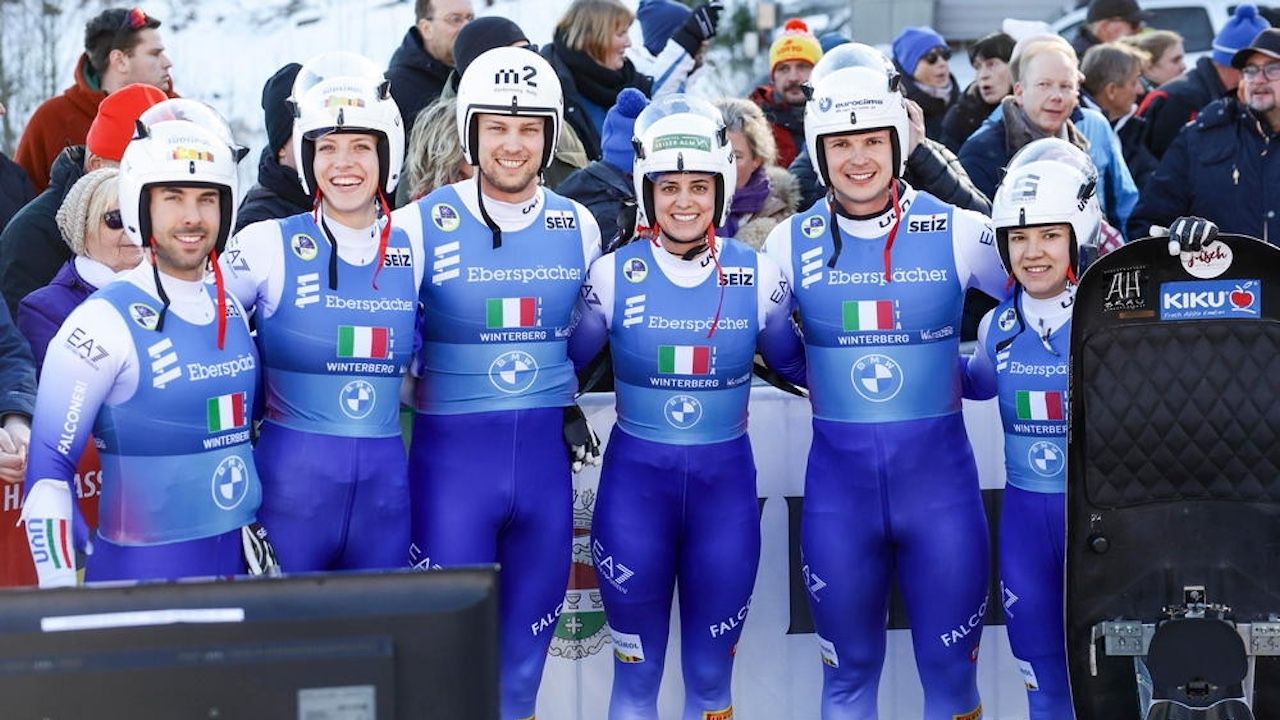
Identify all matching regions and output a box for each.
[882,181,903,283]
[705,225,727,339]
[208,249,228,350]
[1066,264,1078,285]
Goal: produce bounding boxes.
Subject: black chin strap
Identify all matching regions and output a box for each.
[150,250,171,332]
[317,213,341,292]
[476,177,503,249]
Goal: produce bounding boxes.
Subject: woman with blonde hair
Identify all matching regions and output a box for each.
[713,97,799,249]
[18,168,140,369]
[398,96,472,206]
[537,0,717,182]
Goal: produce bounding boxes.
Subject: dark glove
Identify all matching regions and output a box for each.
[563,404,602,474]
[671,0,723,57]
[1167,216,1218,254]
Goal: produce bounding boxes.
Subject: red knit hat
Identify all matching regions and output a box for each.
[86,83,167,161]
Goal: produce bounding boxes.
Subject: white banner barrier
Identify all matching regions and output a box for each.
[538,387,1032,719]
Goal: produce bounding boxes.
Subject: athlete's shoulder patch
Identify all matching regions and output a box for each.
[128,302,160,330]
[800,214,826,239]
[431,202,461,232]
[622,257,648,283]
[997,306,1018,332]
[290,233,318,261]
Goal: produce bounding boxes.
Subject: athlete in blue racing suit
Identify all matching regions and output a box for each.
[390,48,602,720]
[23,117,263,586]
[968,138,1103,719]
[761,46,1008,719]
[222,53,419,571]
[569,96,806,720]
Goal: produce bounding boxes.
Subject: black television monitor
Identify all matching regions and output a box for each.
[0,567,499,719]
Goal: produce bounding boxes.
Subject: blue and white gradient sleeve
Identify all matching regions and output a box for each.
[965,309,998,401]
[755,251,806,386]
[568,253,615,372]
[23,298,137,585]
[952,208,1010,302]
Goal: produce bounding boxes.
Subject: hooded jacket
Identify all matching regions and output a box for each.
[14,55,107,193]
[731,165,800,250]
[0,146,85,317]
[236,148,312,234]
[387,27,454,137]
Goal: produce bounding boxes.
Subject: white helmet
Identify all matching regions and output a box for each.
[291,51,404,196]
[455,46,562,170]
[118,119,239,252]
[138,99,249,164]
[804,42,909,186]
[991,138,1102,276]
[631,94,735,230]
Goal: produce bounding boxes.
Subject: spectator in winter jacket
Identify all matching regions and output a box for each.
[236,62,310,233]
[387,0,474,136]
[1081,43,1158,188]
[17,169,139,371]
[1137,4,1267,158]
[15,7,174,193]
[557,88,648,249]
[1121,29,1185,93]
[1130,28,1280,243]
[941,32,1015,153]
[542,0,716,162]
[0,83,164,317]
[749,19,822,168]
[712,98,798,249]
[1071,0,1148,60]
[0,105,34,237]
[892,26,959,142]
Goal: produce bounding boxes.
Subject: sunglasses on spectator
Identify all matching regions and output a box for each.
[103,209,124,230]
[1242,61,1280,81]
[923,48,952,65]
[119,7,152,32]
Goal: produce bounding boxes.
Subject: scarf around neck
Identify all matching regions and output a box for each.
[553,31,649,109]
[719,166,772,238]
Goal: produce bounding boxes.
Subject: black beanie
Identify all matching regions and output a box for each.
[263,62,303,154]
[453,17,530,80]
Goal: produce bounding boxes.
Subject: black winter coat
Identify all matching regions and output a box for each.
[387,28,453,137]
[0,153,34,236]
[941,83,999,154]
[557,160,634,251]
[1136,57,1230,159]
[235,148,312,234]
[1129,97,1280,242]
[898,71,960,143]
[0,145,84,317]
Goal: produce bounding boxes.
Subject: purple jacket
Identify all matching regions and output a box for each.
[17,259,95,373]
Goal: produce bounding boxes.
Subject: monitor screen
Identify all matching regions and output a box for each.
[0,567,498,719]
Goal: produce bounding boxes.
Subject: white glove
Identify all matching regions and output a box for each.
[21,478,77,588]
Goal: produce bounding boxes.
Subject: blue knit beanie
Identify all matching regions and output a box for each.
[819,32,852,54]
[1214,4,1271,66]
[602,88,649,174]
[637,0,692,56]
[891,26,948,75]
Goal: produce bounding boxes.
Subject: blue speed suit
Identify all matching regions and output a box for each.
[25,266,261,582]
[763,185,1009,719]
[569,238,805,720]
[221,212,420,571]
[393,178,601,720]
[968,288,1074,719]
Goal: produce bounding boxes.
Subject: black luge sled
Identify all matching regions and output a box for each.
[1066,234,1280,720]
